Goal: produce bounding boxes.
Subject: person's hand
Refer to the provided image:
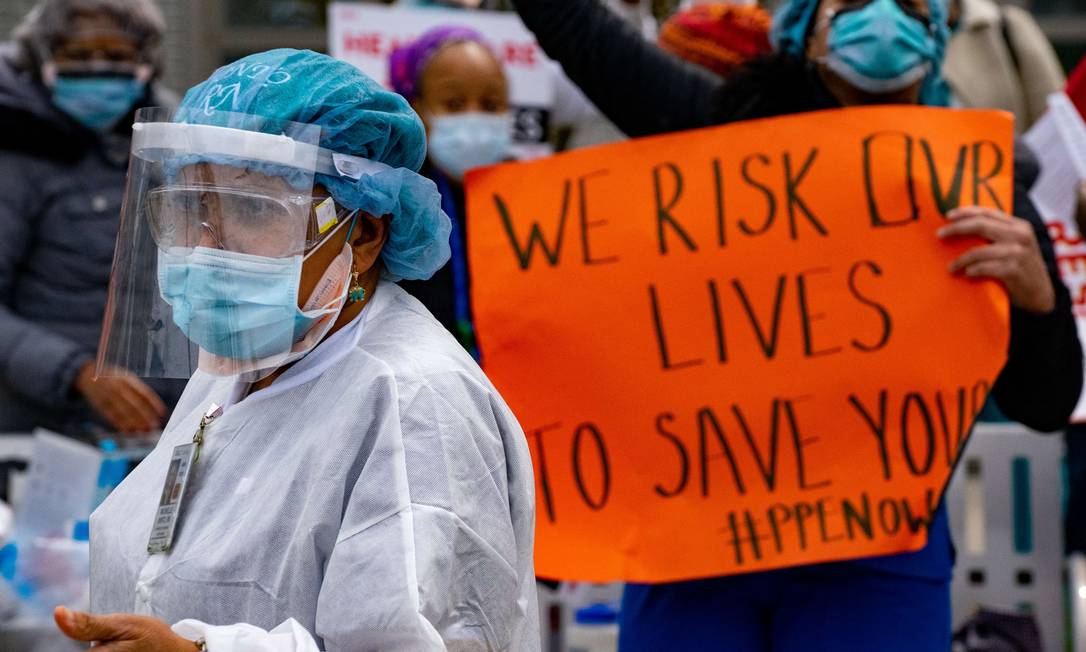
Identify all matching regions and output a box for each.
[938,206,1056,314]
[73,362,165,433]
[54,606,200,651]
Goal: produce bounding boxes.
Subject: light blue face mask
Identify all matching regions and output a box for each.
[824,0,938,95]
[156,213,358,363]
[52,75,146,132]
[428,112,512,182]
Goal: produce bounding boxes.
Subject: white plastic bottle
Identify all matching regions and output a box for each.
[566,603,619,652]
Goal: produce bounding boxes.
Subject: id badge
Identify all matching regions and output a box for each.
[146,443,197,554]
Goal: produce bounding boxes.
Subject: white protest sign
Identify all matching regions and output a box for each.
[1024,92,1086,423]
[328,3,555,157]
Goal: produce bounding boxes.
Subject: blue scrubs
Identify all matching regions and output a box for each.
[618,508,953,651]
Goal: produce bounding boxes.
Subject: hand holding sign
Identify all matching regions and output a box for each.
[467,106,1012,582]
[942,207,1056,314]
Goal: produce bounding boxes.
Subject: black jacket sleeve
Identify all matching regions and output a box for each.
[991,145,1084,432]
[512,0,723,137]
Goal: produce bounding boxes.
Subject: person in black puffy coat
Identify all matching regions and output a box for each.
[0,0,184,436]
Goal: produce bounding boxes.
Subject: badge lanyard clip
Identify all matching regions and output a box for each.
[192,403,223,463]
[146,403,222,554]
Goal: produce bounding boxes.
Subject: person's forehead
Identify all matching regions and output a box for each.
[56,33,138,53]
[422,42,507,91]
[70,11,125,33]
[178,162,301,194]
[54,12,140,56]
[59,14,138,47]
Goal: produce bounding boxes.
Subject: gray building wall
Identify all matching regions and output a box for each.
[157,0,201,94]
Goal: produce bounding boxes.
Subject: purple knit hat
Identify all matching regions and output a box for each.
[388,25,492,101]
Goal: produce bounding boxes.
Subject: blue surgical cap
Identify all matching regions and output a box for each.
[177,48,451,281]
[770,0,950,106]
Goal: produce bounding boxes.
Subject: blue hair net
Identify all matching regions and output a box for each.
[176,48,451,281]
[770,0,950,106]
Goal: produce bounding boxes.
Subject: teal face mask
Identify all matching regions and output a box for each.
[824,0,938,95]
[52,75,146,132]
[156,213,358,364]
[158,247,313,360]
[428,112,512,182]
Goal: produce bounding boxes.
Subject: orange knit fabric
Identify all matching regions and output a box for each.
[658,3,773,78]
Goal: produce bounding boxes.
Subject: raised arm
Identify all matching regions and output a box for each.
[513,0,725,137]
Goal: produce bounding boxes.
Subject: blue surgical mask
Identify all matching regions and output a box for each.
[158,248,314,360]
[51,75,146,132]
[824,0,938,95]
[428,112,512,182]
[156,218,355,364]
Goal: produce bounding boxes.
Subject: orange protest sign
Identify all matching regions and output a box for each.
[466,106,1012,582]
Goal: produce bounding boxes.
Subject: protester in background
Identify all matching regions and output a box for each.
[391,26,511,357]
[0,0,182,436]
[511,0,1082,649]
[658,2,772,78]
[944,0,1065,133]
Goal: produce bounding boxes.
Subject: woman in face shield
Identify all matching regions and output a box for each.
[0,0,182,437]
[53,49,538,651]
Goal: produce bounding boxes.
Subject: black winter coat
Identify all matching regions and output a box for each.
[0,47,184,435]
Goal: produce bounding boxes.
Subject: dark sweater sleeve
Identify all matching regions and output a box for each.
[512,0,723,137]
[0,153,93,409]
[990,148,1084,432]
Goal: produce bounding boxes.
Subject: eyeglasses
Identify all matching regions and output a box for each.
[50,29,143,66]
[146,187,354,258]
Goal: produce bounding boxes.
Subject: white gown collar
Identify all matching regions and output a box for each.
[220,280,390,409]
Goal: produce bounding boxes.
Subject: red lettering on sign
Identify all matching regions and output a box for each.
[501,42,538,66]
[342,32,383,56]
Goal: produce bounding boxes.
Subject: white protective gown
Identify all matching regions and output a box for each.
[89,282,539,651]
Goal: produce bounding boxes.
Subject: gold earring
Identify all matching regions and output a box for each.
[347,270,366,304]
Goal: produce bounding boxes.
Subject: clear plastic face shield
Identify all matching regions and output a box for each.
[97,107,369,381]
